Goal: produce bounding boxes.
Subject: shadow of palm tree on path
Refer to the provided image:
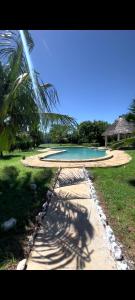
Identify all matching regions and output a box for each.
[56,169,87,187]
[31,195,94,270]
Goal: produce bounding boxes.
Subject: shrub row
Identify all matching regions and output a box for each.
[111,137,135,149]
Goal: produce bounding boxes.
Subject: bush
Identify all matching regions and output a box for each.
[2,166,19,180]
[32,169,53,186]
[111,137,135,149]
[10,133,33,151]
[82,142,100,147]
[0,166,19,189]
[90,142,100,147]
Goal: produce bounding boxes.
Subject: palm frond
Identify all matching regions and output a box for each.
[23,30,34,52]
[0,72,29,119]
[41,112,77,129]
[0,30,77,139]
[9,44,28,81]
[0,31,18,60]
[42,82,59,107]
[37,79,60,112]
[0,125,16,152]
[0,47,15,59]
[0,30,34,61]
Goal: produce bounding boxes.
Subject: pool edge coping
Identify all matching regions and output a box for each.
[39,148,113,163]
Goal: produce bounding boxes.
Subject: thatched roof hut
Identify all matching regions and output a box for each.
[102,116,135,146]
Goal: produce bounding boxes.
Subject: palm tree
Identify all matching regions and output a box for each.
[0,30,76,154]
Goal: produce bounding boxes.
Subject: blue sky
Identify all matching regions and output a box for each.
[30,30,135,124]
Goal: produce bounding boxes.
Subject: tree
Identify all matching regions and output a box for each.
[49,124,71,143]
[29,129,44,148]
[0,62,9,155]
[0,30,76,154]
[68,126,79,144]
[0,57,40,153]
[129,99,135,114]
[121,99,135,122]
[78,120,109,145]
[123,99,135,122]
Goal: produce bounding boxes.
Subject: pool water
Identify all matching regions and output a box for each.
[43,147,107,161]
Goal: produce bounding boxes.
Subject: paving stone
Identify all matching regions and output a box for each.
[27,168,117,270]
[22,150,131,168]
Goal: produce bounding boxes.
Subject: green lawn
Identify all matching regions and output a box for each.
[0,150,56,270]
[1,148,135,268]
[39,143,79,148]
[39,143,101,148]
[89,150,135,264]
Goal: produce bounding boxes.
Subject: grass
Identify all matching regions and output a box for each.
[39,143,79,148]
[89,150,135,264]
[0,150,56,270]
[39,143,103,148]
[39,143,102,148]
[1,147,135,268]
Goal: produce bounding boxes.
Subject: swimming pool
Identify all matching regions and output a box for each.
[43,147,107,161]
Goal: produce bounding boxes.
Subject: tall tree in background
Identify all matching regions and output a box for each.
[78,120,109,145]
[49,124,78,144]
[122,99,135,122]
[125,99,135,122]
[49,124,69,143]
[129,99,135,114]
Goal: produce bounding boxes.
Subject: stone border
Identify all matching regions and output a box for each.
[22,149,132,168]
[17,166,134,270]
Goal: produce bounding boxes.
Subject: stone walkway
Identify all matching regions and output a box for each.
[22,149,131,168]
[26,168,117,270]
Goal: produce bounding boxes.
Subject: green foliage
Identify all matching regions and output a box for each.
[0,62,9,103]
[9,130,45,151]
[0,126,16,152]
[0,150,55,269]
[10,133,33,151]
[124,112,135,122]
[49,124,78,144]
[32,168,53,186]
[38,143,78,148]
[111,136,135,149]
[42,112,76,129]
[42,132,51,144]
[90,150,135,263]
[0,42,40,152]
[47,121,108,145]
[129,99,135,115]
[68,127,79,144]
[123,99,135,122]
[1,166,19,182]
[78,120,109,145]
[0,30,76,153]
[49,124,70,143]
[29,129,45,148]
[82,142,100,147]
